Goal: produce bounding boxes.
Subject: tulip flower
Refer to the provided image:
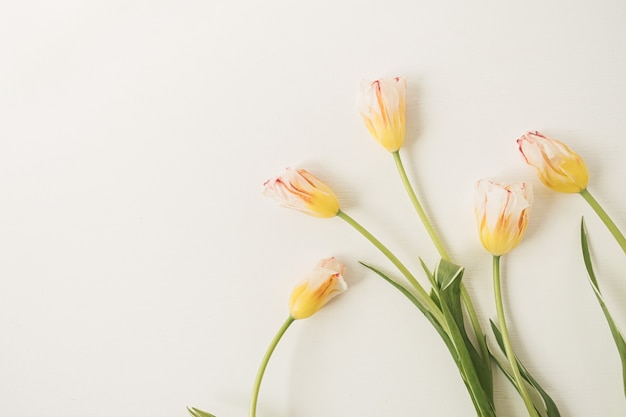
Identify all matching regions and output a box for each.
[248,258,346,417]
[474,180,532,256]
[476,180,538,416]
[263,167,340,218]
[518,131,626,255]
[289,257,347,320]
[357,77,407,152]
[478,180,538,417]
[517,131,589,193]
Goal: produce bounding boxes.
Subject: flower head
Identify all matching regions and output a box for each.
[517,131,589,193]
[357,77,407,152]
[289,257,347,320]
[474,180,533,256]
[263,168,340,218]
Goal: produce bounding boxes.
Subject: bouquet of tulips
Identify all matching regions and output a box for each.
[188,77,626,417]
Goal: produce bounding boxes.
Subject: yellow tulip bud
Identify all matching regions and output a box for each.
[289,257,347,320]
[474,180,532,256]
[517,131,589,193]
[263,168,340,218]
[357,77,406,152]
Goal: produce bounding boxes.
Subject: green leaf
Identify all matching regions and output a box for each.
[358,261,456,359]
[433,260,493,401]
[432,259,495,417]
[419,258,443,309]
[363,259,496,416]
[186,406,216,417]
[419,257,438,289]
[490,321,561,417]
[422,257,493,396]
[581,218,626,399]
[434,258,464,290]
[362,260,494,417]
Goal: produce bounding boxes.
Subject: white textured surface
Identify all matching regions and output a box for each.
[1,1,626,416]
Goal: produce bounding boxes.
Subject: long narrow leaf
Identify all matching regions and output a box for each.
[362,260,498,417]
[432,260,495,417]
[434,260,493,400]
[419,258,443,309]
[423,259,495,411]
[187,407,216,417]
[580,218,626,398]
[419,258,438,289]
[363,260,497,416]
[489,352,548,417]
[490,321,561,417]
[358,261,457,360]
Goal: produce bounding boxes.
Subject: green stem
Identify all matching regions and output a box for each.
[336,209,443,324]
[250,316,295,417]
[392,151,450,260]
[580,188,626,255]
[392,151,489,366]
[493,256,539,417]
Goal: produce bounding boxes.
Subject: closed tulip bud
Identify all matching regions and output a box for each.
[517,131,589,193]
[357,77,407,152]
[263,168,340,218]
[289,257,347,320]
[474,180,532,256]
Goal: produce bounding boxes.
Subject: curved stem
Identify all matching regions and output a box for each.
[392,151,488,364]
[336,210,443,323]
[580,188,626,254]
[250,316,295,417]
[392,151,450,260]
[493,256,539,417]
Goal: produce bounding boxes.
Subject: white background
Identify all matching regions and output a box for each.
[1,1,626,416]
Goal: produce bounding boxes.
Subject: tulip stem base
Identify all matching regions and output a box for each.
[250,316,295,417]
[580,188,626,254]
[493,256,539,417]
